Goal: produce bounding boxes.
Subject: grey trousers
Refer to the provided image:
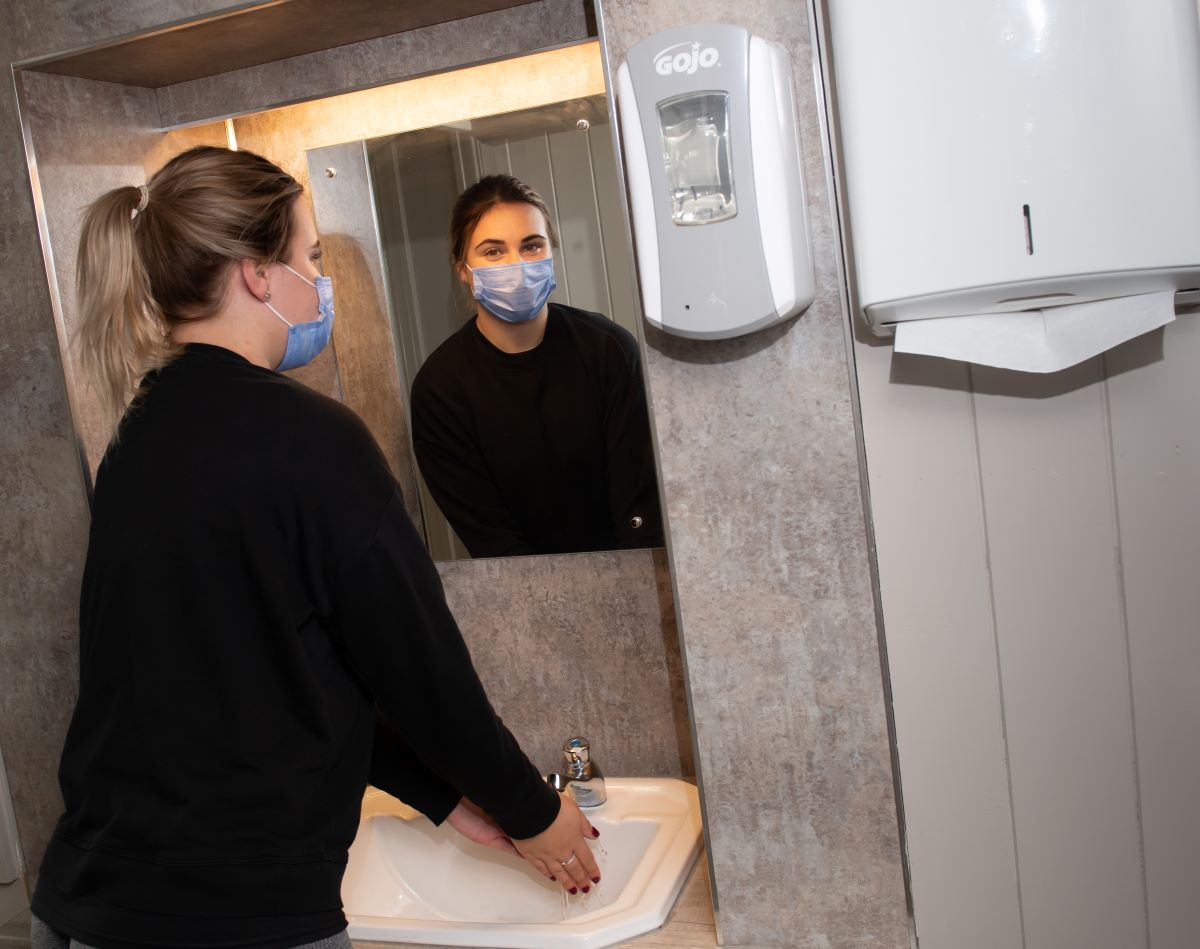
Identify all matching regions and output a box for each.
[31,914,354,949]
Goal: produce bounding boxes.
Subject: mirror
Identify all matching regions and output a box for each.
[309,88,664,561]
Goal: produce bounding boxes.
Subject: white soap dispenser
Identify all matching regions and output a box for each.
[617,24,816,340]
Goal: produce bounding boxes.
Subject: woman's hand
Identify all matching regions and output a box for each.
[445,797,520,856]
[512,792,601,892]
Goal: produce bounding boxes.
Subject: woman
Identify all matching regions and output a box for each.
[410,174,664,558]
[31,147,599,949]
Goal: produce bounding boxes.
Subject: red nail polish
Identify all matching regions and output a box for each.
[591,876,600,884]
[569,887,578,895]
[582,886,590,894]
[592,828,600,838]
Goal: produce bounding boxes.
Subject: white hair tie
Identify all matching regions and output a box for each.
[131,184,149,220]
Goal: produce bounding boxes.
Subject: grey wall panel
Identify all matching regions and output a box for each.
[20,71,160,475]
[8,66,229,880]
[19,71,230,476]
[0,0,245,887]
[438,548,694,778]
[598,1,909,945]
[1106,316,1200,949]
[854,340,1023,949]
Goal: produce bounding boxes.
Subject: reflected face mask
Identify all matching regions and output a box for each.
[265,262,335,372]
[469,257,557,323]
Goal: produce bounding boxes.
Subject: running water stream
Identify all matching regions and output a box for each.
[561,838,609,920]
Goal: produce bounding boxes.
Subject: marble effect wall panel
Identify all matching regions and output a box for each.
[596,0,908,945]
[0,0,246,887]
[19,71,230,476]
[438,549,693,778]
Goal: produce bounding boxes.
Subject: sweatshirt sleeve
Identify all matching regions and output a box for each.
[603,338,665,549]
[330,485,561,839]
[369,710,461,824]
[409,369,537,558]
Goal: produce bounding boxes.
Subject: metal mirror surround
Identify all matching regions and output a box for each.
[308,95,664,562]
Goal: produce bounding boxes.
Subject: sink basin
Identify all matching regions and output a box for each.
[343,777,703,948]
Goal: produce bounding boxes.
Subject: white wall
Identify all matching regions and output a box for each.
[855,311,1200,949]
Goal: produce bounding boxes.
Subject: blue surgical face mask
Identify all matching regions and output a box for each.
[469,257,557,324]
[265,262,334,372]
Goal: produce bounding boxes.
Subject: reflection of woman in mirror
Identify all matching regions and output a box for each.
[410,174,664,558]
[31,148,601,949]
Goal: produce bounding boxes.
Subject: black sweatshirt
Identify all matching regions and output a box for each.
[31,344,560,949]
[410,303,664,558]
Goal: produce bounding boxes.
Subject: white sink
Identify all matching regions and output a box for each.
[343,778,703,948]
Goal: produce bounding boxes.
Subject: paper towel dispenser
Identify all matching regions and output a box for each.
[616,24,815,339]
[827,0,1200,336]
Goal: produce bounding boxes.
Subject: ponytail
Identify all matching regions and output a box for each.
[73,147,303,442]
[75,185,173,437]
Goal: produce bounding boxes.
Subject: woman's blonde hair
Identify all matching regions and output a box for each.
[75,145,303,436]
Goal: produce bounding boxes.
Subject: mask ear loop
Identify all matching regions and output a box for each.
[260,262,295,326]
[280,261,318,289]
[264,297,294,327]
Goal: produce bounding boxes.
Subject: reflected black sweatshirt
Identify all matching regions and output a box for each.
[410,303,664,558]
[32,344,559,949]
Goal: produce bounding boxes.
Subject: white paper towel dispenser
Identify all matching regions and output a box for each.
[827,0,1200,340]
[616,24,815,339]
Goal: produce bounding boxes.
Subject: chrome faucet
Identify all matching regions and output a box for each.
[545,736,607,807]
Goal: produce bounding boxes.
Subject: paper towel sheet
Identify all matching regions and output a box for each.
[892,290,1177,372]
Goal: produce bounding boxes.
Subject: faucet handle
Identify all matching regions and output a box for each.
[562,736,594,777]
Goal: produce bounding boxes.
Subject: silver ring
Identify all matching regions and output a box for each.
[559,852,578,868]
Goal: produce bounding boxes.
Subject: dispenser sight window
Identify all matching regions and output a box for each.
[657,92,736,225]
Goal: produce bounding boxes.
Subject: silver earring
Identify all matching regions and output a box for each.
[264,291,271,301]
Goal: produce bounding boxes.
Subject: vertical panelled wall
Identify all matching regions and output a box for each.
[855,311,1200,949]
[597,2,909,947]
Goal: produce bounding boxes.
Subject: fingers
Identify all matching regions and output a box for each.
[550,850,592,892]
[512,792,603,892]
[549,836,602,891]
